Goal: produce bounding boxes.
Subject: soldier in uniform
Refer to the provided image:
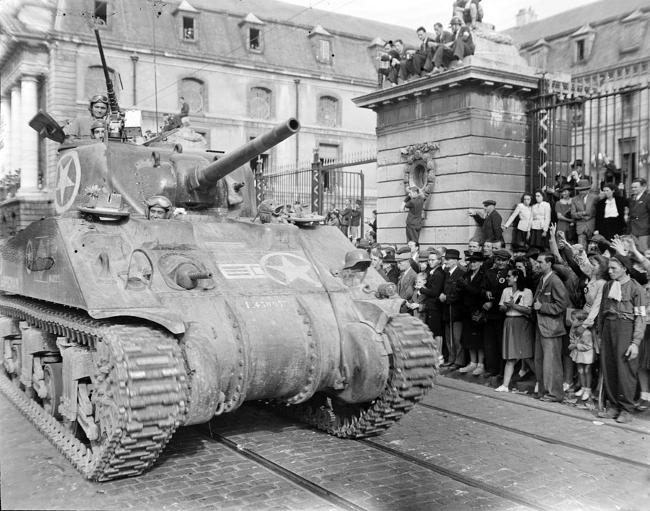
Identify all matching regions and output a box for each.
[64,94,109,140]
[145,195,174,220]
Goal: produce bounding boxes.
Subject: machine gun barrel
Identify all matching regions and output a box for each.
[94,28,120,114]
[189,118,300,190]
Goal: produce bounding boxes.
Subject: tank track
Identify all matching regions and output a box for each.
[274,314,437,438]
[0,296,187,481]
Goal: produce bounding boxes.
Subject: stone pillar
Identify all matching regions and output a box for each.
[10,85,21,176]
[353,27,539,252]
[19,75,39,192]
[0,95,9,174]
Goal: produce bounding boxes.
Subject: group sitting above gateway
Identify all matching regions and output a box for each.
[0,29,438,480]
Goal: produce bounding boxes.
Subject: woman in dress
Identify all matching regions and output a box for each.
[595,182,628,241]
[503,193,532,250]
[496,268,534,392]
[555,186,575,243]
[529,189,551,250]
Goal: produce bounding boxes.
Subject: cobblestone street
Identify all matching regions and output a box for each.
[2,375,648,511]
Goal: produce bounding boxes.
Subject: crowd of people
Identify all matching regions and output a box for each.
[377,1,482,87]
[360,176,650,424]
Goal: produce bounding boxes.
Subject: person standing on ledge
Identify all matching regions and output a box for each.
[402,186,427,243]
[469,199,503,245]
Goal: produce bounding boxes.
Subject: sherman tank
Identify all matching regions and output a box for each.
[0,30,438,482]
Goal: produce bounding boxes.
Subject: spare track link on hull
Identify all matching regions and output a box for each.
[0,295,188,481]
[274,314,437,438]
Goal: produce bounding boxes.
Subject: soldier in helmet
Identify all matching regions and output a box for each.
[90,120,105,141]
[340,249,372,288]
[145,195,174,220]
[64,94,109,140]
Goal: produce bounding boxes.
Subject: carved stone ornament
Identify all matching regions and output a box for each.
[400,142,439,194]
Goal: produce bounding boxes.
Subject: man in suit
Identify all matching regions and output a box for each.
[627,177,650,251]
[570,179,598,249]
[469,199,504,245]
[431,16,475,72]
[440,249,466,369]
[533,253,570,402]
[396,249,417,313]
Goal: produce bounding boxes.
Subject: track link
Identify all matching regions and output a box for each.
[0,296,188,481]
[276,314,437,438]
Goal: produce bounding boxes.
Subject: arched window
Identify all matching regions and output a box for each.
[85,65,118,102]
[317,96,339,127]
[180,78,205,114]
[248,87,272,120]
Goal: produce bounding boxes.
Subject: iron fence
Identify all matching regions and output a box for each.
[529,76,650,191]
[256,149,373,236]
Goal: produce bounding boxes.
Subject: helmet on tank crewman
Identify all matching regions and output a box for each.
[145,195,174,220]
[89,94,109,112]
[343,249,372,272]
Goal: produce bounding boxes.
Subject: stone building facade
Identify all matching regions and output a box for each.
[0,0,415,234]
[505,0,650,185]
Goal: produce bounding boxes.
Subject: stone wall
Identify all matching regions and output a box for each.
[354,30,540,251]
[0,196,54,238]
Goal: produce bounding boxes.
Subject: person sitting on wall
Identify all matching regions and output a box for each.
[64,94,109,140]
[145,195,174,220]
[431,17,475,73]
[377,40,401,86]
[410,26,436,76]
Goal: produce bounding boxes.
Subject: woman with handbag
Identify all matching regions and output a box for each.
[496,268,534,391]
[458,253,487,375]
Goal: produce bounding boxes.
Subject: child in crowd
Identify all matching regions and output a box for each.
[568,309,594,401]
[409,272,428,321]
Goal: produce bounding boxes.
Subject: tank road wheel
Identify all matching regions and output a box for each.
[0,297,188,482]
[41,362,63,420]
[286,314,438,438]
[72,326,188,481]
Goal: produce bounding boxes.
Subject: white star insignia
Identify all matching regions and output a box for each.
[261,253,321,287]
[57,157,75,204]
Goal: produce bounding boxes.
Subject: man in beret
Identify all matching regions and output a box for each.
[469,200,504,245]
[440,248,466,368]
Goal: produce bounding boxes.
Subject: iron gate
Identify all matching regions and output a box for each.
[529,76,650,191]
[256,149,373,234]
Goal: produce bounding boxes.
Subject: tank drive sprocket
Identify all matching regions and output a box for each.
[275,313,437,437]
[0,296,188,481]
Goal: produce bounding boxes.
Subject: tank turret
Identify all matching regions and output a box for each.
[0,24,439,483]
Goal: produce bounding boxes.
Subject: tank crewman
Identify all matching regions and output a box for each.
[90,120,105,141]
[145,195,174,220]
[64,94,109,140]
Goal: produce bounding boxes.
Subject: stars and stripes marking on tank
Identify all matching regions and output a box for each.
[54,150,81,214]
[215,252,322,288]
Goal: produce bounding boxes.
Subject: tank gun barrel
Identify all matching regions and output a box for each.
[189,118,300,191]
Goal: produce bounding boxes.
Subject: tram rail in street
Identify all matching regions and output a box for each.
[419,402,650,470]
[435,379,649,435]
[195,424,366,511]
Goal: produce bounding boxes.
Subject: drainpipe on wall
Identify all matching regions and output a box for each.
[294,78,300,168]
